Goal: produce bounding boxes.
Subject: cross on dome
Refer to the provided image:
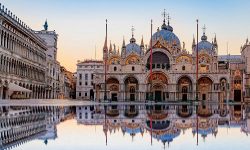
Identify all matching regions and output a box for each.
[162,9,166,24]
[202,25,206,35]
[131,26,135,38]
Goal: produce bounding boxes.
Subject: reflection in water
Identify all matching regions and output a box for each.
[1,103,250,149]
[0,106,73,149]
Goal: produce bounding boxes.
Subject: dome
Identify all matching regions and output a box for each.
[152,24,181,49]
[122,126,142,135]
[125,37,141,56]
[197,33,215,54]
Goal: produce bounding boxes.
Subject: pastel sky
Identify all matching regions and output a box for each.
[1,0,250,72]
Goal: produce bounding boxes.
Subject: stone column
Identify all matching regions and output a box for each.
[0,87,3,99]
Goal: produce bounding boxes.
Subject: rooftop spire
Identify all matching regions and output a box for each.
[43,19,48,31]
[109,40,112,53]
[192,35,196,44]
[214,34,217,46]
[122,36,126,48]
[140,36,144,47]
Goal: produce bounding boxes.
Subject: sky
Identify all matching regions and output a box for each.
[1,0,250,72]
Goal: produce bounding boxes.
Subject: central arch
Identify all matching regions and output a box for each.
[124,76,138,101]
[146,51,170,70]
[147,72,168,102]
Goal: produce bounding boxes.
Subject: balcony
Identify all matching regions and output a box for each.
[146,63,170,71]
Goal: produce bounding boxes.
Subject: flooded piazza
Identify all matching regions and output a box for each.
[1,0,250,149]
[1,102,250,150]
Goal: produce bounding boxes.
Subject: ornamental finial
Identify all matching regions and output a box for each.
[43,19,48,31]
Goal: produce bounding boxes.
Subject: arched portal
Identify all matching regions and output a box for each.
[147,72,168,102]
[124,76,138,101]
[177,76,192,101]
[146,51,170,70]
[198,77,213,101]
[107,77,119,101]
[233,75,242,102]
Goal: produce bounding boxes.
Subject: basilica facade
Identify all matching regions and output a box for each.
[93,13,250,102]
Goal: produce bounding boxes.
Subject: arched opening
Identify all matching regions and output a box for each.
[177,76,192,101]
[146,51,170,70]
[233,76,241,102]
[177,105,193,118]
[107,78,119,101]
[147,72,168,102]
[124,105,139,118]
[124,76,138,101]
[90,89,94,100]
[198,77,213,101]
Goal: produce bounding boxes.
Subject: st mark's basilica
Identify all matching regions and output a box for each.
[93,11,250,102]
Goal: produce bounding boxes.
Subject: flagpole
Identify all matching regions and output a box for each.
[104,19,107,101]
[196,19,199,146]
[150,19,153,101]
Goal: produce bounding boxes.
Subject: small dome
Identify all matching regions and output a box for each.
[197,33,214,54]
[125,42,141,56]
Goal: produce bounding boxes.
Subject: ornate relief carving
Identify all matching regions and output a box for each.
[176,55,192,64]
[109,84,119,91]
[125,54,140,65]
[148,72,168,84]
[109,56,121,65]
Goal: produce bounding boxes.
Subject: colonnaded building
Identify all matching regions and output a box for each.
[80,12,250,102]
[0,3,75,99]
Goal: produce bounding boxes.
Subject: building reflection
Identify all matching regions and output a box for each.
[1,103,249,149]
[76,103,249,146]
[0,106,72,149]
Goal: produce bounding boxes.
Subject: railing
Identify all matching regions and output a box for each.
[145,63,170,70]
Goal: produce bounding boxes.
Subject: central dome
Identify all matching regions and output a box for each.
[151,21,181,49]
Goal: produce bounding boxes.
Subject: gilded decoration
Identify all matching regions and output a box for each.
[198,77,212,86]
[109,56,120,65]
[178,77,191,86]
[198,53,211,64]
[148,72,168,84]
[176,55,192,64]
[153,41,163,49]
[125,54,140,65]
[109,84,119,91]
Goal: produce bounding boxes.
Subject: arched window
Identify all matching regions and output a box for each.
[182,86,188,93]
[182,65,185,71]
[220,78,227,91]
[114,66,117,71]
[132,66,135,71]
[130,86,135,93]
